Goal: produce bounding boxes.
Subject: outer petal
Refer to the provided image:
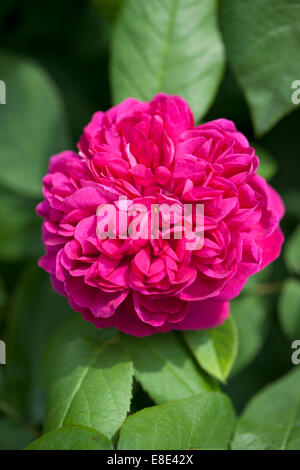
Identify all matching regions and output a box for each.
[216,239,262,301]
[257,226,284,270]
[174,299,230,330]
[266,183,285,221]
[65,276,129,318]
[82,297,229,336]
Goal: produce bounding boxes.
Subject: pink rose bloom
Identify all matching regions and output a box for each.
[37,93,284,336]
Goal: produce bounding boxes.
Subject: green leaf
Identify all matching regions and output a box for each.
[230,296,270,377]
[118,392,235,450]
[0,276,6,322]
[232,367,300,450]
[242,264,273,295]
[0,369,4,396]
[43,315,117,387]
[111,0,225,121]
[121,332,216,405]
[183,317,238,383]
[45,337,133,439]
[5,265,74,423]
[0,417,34,450]
[284,225,300,275]
[254,144,278,181]
[221,0,300,136]
[25,425,112,450]
[279,278,300,339]
[0,53,70,197]
[0,190,41,262]
[92,0,123,21]
[283,190,300,221]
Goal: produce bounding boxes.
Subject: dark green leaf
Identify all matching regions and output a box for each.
[0,369,4,395]
[254,144,278,181]
[230,296,269,376]
[0,53,70,197]
[92,0,123,21]
[0,417,34,450]
[5,265,74,423]
[43,315,116,387]
[111,0,225,121]
[284,225,300,275]
[25,425,112,450]
[0,190,41,262]
[118,392,235,450]
[221,0,300,135]
[282,190,300,221]
[232,367,300,450]
[279,278,300,339]
[242,264,273,295]
[121,332,216,405]
[0,276,6,322]
[184,317,238,383]
[45,337,133,439]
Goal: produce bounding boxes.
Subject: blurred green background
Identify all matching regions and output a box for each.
[0,0,299,450]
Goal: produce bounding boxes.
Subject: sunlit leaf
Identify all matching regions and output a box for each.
[230,296,270,376]
[221,0,300,135]
[232,367,300,449]
[121,332,216,405]
[184,317,238,383]
[45,337,133,439]
[118,392,235,450]
[111,0,225,121]
[43,315,117,387]
[25,425,112,450]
